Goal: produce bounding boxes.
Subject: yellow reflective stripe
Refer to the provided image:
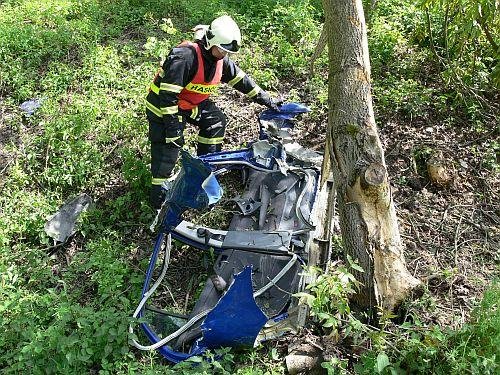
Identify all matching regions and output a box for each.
[161,105,178,115]
[190,106,199,119]
[152,177,167,185]
[145,101,178,117]
[228,70,245,87]
[150,82,160,95]
[246,86,261,98]
[197,135,224,145]
[160,83,183,93]
[145,100,163,117]
[165,136,181,143]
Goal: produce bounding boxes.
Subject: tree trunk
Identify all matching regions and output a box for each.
[321,0,421,311]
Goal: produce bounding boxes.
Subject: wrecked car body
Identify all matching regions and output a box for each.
[130,103,332,363]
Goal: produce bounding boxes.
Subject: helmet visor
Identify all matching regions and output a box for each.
[218,40,240,53]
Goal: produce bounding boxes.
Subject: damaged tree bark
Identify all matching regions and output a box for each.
[321,0,421,311]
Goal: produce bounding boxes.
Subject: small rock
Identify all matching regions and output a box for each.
[286,342,326,375]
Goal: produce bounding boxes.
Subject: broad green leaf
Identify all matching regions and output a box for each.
[376,352,390,373]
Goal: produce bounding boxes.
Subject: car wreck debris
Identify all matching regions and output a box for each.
[129,103,334,363]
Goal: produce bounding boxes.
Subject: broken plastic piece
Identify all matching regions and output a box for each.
[258,103,310,142]
[259,103,311,121]
[165,151,223,211]
[197,267,268,349]
[284,142,322,167]
[44,193,92,243]
[222,230,291,252]
[233,196,261,215]
[20,98,43,116]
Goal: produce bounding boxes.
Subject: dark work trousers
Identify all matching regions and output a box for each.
[147,99,226,208]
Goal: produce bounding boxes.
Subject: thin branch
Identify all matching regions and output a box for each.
[425,7,445,65]
[453,212,465,266]
[444,4,450,60]
[309,25,328,76]
[477,16,499,52]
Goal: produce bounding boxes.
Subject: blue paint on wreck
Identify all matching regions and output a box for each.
[199,266,268,348]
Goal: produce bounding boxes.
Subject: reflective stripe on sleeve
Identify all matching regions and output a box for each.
[190,106,199,119]
[160,83,183,93]
[152,177,167,185]
[228,70,245,87]
[246,86,261,98]
[150,82,160,95]
[197,135,224,145]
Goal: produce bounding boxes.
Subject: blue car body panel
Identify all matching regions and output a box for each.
[197,266,268,349]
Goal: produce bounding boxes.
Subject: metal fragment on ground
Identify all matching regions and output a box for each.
[44,193,93,243]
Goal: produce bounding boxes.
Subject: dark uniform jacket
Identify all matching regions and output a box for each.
[145,39,268,126]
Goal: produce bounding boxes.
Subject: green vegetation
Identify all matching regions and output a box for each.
[0,0,497,373]
[354,281,500,375]
[301,268,499,375]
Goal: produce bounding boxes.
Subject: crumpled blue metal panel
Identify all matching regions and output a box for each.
[197,266,268,349]
[166,150,223,210]
[258,103,311,140]
[259,103,311,121]
[161,151,223,229]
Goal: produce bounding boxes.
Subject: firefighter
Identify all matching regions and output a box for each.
[146,15,281,209]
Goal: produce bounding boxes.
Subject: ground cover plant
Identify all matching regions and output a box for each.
[0,0,498,373]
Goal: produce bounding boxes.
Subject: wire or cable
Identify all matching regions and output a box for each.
[209,160,272,172]
[129,232,212,351]
[254,253,298,297]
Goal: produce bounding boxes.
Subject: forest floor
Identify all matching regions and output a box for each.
[214,82,499,329]
[206,83,499,360]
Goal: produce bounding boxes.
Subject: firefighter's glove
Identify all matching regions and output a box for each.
[255,91,282,111]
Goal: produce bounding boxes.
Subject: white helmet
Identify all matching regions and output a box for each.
[204,15,241,53]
